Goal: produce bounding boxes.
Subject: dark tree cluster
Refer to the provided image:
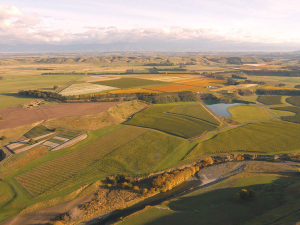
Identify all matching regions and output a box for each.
[241,69,300,77]
[256,89,300,95]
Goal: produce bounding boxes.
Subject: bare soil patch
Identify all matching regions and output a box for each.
[0,102,121,130]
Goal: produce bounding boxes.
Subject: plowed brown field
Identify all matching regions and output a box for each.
[0,102,121,130]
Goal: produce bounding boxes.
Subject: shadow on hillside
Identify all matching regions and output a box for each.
[137,176,299,225]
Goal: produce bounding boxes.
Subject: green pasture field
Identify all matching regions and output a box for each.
[124,104,220,139]
[271,106,300,124]
[257,95,284,105]
[24,125,52,138]
[228,105,273,123]
[186,120,300,158]
[167,103,221,125]
[91,77,168,88]
[287,96,300,107]
[120,176,296,225]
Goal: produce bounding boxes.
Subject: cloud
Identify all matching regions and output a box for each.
[1,2,300,48]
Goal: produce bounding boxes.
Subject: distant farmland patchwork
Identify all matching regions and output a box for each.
[124,103,220,139]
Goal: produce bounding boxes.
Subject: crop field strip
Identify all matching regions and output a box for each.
[57,130,82,139]
[92,77,168,88]
[186,120,300,158]
[257,95,284,105]
[271,106,300,124]
[15,126,148,196]
[24,125,51,138]
[287,96,300,107]
[124,104,220,139]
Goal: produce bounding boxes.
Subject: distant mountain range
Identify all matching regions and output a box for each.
[1,39,300,56]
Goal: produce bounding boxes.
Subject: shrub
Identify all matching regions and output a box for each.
[205,157,214,166]
[69,207,84,221]
[234,193,240,201]
[0,135,6,140]
[52,128,59,132]
[249,189,256,199]
[133,186,140,191]
[107,183,112,187]
[54,85,59,90]
[240,189,249,200]
[127,183,133,188]
[28,138,36,145]
[142,188,148,194]
[121,182,129,189]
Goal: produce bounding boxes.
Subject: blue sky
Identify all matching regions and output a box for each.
[0,0,300,50]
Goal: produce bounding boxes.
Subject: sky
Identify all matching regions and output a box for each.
[1,0,300,51]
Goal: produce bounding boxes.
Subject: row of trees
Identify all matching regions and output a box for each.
[152,166,200,193]
[18,90,198,104]
[41,72,85,75]
[241,69,300,77]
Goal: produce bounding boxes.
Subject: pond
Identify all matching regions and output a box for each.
[205,102,246,117]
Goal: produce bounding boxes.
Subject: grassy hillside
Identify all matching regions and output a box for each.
[119,174,297,225]
[167,103,221,125]
[186,120,300,158]
[124,104,220,139]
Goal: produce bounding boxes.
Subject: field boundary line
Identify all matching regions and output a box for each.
[165,112,219,127]
[198,101,223,125]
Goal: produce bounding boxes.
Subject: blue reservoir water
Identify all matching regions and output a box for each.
[205,102,246,117]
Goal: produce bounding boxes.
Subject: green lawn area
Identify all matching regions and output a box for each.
[91,77,167,89]
[119,176,295,225]
[228,105,273,123]
[186,120,300,157]
[124,104,220,139]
